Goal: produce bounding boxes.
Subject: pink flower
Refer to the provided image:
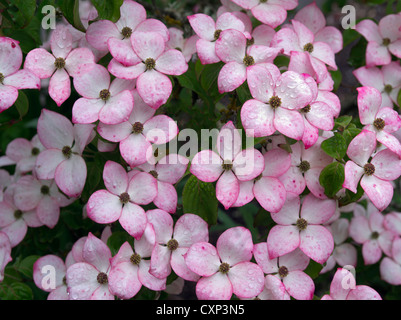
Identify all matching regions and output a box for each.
[147,209,209,281]
[343,130,401,211]
[72,64,135,125]
[0,197,43,247]
[300,74,336,148]
[232,147,290,213]
[349,211,394,265]
[240,65,313,140]
[66,233,114,300]
[86,0,169,64]
[215,29,282,93]
[35,109,95,198]
[353,62,401,109]
[134,154,189,213]
[380,237,401,285]
[321,268,382,300]
[108,31,188,109]
[184,226,264,300]
[293,2,343,54]
[356,86,401,157]
[12,175,71,229]
[33,255,71,300]
[188,12,247,64]
[167,27,199,63]
[320,218,357,274]
[277,139,333,199]
[24,25,95,106]
[3,135,44,174]
[0,232,12,282]
[288,52,341,111]
[267,192,336,264]
[190,121,265,209]
[254,244,315,300]
[0,37,40,113]
[383,211,401,236]
[108,224,166,299]
[272,20,337,82]
[356,14,401,67]
[230,0,298,29]
[86,161,157,239]
[97,89,179,168]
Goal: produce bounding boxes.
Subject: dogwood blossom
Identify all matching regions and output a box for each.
[254,243,314,300]
[190,121,264,209]
[355,14,401,67]
[0,37,40,113]
[184,227,265,300]
[24,25,95,106]
[86,160,157,239]
[267,192,336,264]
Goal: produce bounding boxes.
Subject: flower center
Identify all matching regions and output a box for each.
[303,43,314,53]
[119,192,130,204]
[298,160,310,173]
[246,37,255,47]
[371,231,380,240]
[14,210,23,219]
[222,160,233,171]
[0,73,4,84]
[62,146,72,159]
[167,239,179,251]
[278,266,289,278]
[145,58,156,70]
[296,218,308,231]
[40,185,50,195]
[373,118,385,131]
[384,84,393,94]
[99,89,111,101]
[260,0,268,3]
[364,163,375,176]
[97,272,108,284]
[269,96,281,109]
[54,57,66,69]
[149,170,158,179]
[214,29,222,41]
[121,26,133,39]
[132,122,144,134]
[130,253,141,265]
[31,147,40,156]
[243,55,255,67]
[300,105,311,114]
[383,38,391,46]
[219,262,230,274]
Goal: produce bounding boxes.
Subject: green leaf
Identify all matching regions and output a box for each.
[90,0,123,22]
[334,115,352,131]
[182,175,218,226]
[304,260,323,279]
[8,0,36,28]
[236,81,252,104]
[319,162,345,198]
[321,132,347,160]
[343,127,362,146]
[0,282,33,300]
[58,0,86,32]
[17,255,41,279]
[14,91,29,119]
[397,88,401,108]
[329,69,342,92]
[339,183,364,207]
[107,231,134,256]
